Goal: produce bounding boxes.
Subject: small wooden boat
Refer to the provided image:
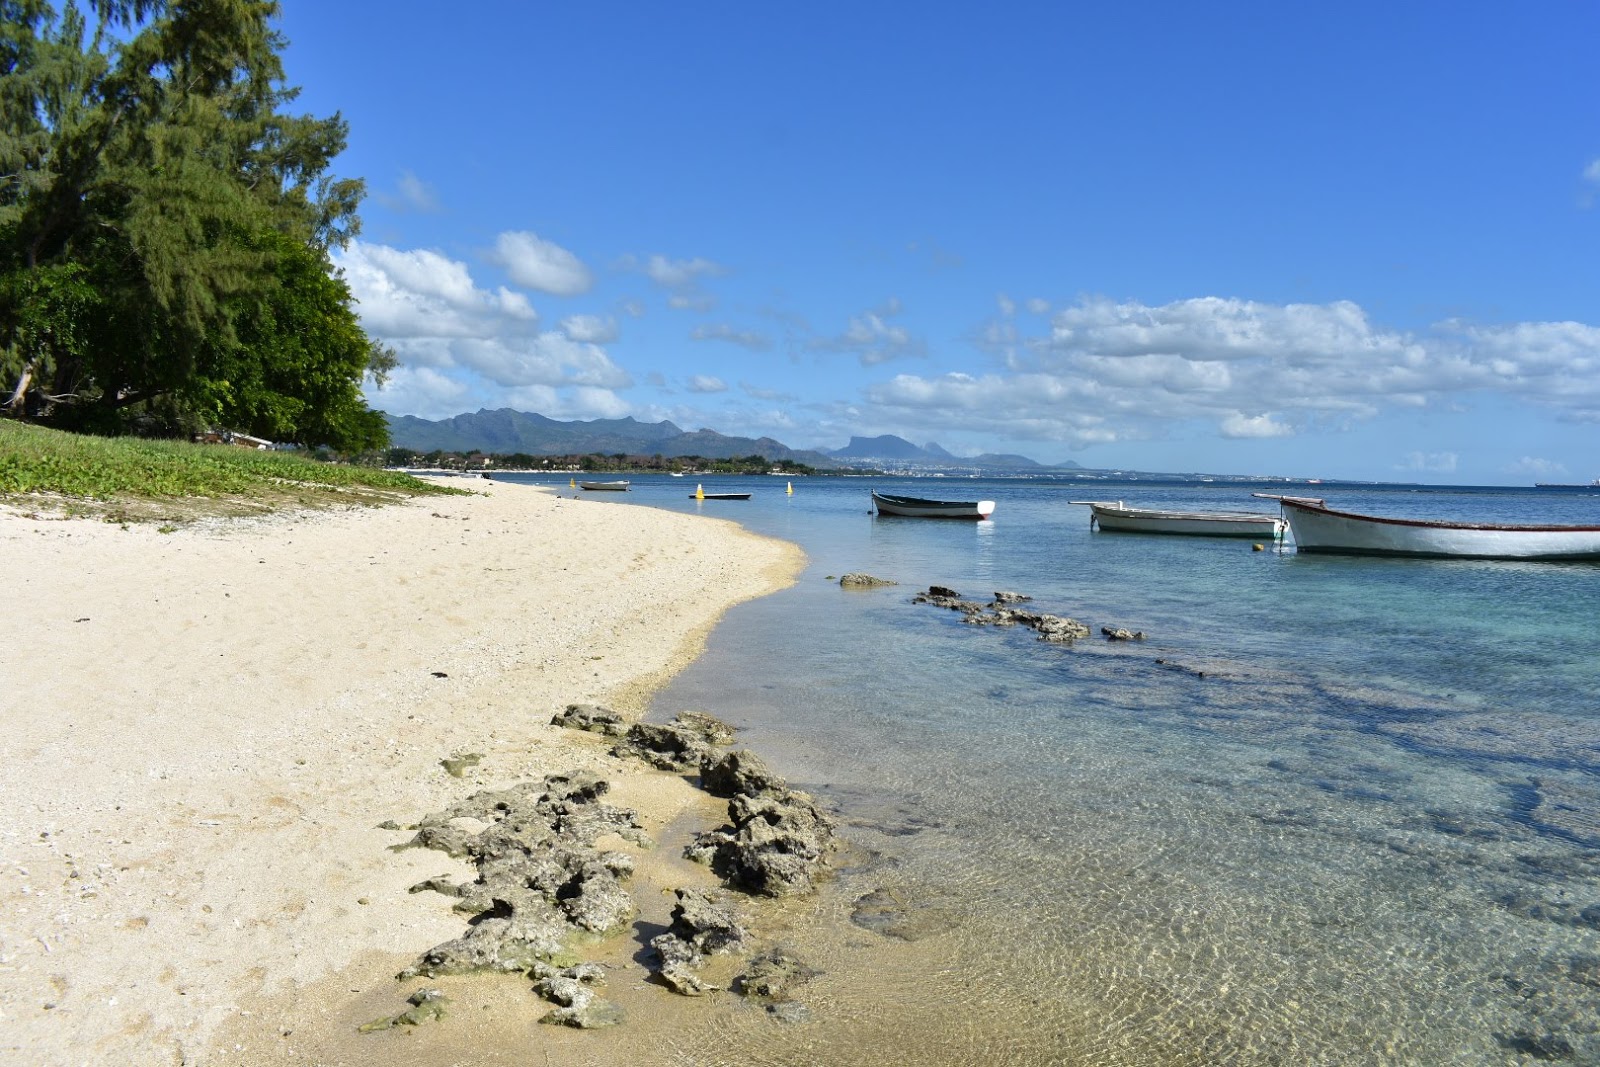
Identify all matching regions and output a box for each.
[577,480,630,491]
[692,492,751,500]
[872,491,995,520]
[1072,500,1285,539]
[1256,495,1600,561]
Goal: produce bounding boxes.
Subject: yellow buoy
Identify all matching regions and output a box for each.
[786,481,794,495]
[695,483,705,500]
[569,477,576,488]
[1252,543,1264,552]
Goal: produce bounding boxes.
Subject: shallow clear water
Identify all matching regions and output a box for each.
[508,474,1600,1064]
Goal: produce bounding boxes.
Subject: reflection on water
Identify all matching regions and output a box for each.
[516,474,1600,1063]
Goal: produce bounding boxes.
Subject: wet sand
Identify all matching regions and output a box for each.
[0,480,802,1065]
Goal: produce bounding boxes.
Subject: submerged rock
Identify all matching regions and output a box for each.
[992,590,1032,604]
[735,949,821,1001]
[839,573,896,588]
[851,885,954,942]
[1101,626,1147,641]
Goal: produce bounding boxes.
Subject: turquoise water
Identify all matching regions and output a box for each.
[510,474,1600,1065]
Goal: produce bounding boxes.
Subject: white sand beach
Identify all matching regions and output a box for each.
[0,480,802,1065]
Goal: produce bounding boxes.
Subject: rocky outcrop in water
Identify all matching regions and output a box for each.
[610,711,736,771]
[913,586,1097,643]
[839,572,897,588]
[687,749,837,896]
[1102,626,1146,641]
[649,888,749,996]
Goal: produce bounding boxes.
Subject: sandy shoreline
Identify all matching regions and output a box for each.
[0,480,802,1065]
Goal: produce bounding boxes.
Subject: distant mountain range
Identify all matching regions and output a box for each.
[383,410,1080,473]
[385,409,836,466]
[828,434,1078,471]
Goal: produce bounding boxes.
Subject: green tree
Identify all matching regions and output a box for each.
[0,0,387,445]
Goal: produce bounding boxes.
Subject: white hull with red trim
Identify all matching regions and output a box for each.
[1263,496,1600,561]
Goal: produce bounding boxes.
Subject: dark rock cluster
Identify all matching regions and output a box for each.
[394,772,645,1022]
[912,585,1150,645]
[912,586,1095,643]
[839,572,896,588]
[650,888,749,995]
[610,712,737,771]
[550,703,628,737]
[375,707,837,1033]
[687,748,838,897]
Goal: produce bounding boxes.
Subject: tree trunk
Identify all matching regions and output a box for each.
[5,360,36,415]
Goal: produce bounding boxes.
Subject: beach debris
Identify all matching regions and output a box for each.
[609,712,736,772]
[839,572,896,588]
[649,888,748,996]
[1101,626,1147,641]
[357,987,450,1033]
[687,749,837,896]
[430,671,449,678]
[439,752,482,778]
[395,772,644,979]
[550,703,628,737]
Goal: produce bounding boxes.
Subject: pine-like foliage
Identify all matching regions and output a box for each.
[0,0,386,450]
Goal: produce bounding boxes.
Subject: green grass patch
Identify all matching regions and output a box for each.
[0,420,465,522]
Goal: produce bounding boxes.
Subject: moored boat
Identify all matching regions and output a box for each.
[577,480,630,491]
[693,492,751,500]
[1072,500,1285,539]
[872,491,995,519]
[1257,495,1600,561]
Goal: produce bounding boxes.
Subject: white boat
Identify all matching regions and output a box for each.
[872,491,995,519]
[1258,495,1600,561]
[578,480,630,491]
[1072,500,1285,539]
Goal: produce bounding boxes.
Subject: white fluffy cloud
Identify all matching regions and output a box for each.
[490,232,594,295]
[687,375,728,393]
[336,242,536,341]
[1220,413,1293,439]
[338,240,631,418]
[691,324,771,351]
[1398,451,1459,473]
[560,314,619,343]
[644,255,722,288]
[812,299,925,365]
[868,295,1600,449]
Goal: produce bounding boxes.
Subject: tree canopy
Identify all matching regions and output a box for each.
[1,0,390,450]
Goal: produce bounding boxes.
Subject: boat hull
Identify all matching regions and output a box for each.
[872,492,995,519]
[1280,499,1600,560]
[578,481,630,491]
[1086,503,1284,539]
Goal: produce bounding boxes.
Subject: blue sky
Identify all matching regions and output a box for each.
[278,2,1599,483]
